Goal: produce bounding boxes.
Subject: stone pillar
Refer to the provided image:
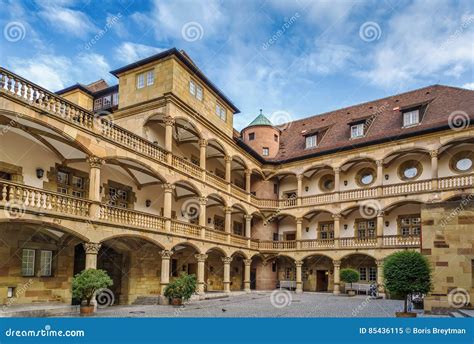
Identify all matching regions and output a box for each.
[296,174,303,206]
[376,211,384,247]
[333,260,341,295]
[296,217,303,249]
[224,155,232,183]
[222,257,233,293]
[87,156,104,218]
[198,197,207,238]
[332,214,341,248]
[162,183,175,231]
[164,116,174,164]
[376,160,384,196]
[295,260,303,293]
[244,214,252,238]
[160,250,172,294]
[224,207,232,234]
[199,139,207,172]
[430,149,439,189]
[376,259,385,297]
[243,259,252,292]
[334,167,340,192]
[83,242,101,269]
[245,169,252,193]
[195,254,208,295]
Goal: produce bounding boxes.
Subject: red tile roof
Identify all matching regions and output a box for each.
[238,85,474,163]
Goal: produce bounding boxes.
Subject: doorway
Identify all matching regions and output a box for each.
[316,270,329,292]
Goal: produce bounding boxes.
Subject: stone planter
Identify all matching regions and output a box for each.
[171,297,183,306]
[395,312,417,318]
[80,305,95,316]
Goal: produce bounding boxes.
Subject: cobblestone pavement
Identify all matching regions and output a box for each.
[67,292,445,318]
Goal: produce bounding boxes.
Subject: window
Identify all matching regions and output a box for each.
[214,215,225,231]
[450,151,474,173]
[146,70,154,86]
[274,134,278,142]
[351,123,364,138]
[319,222,334,239]
[22,249,35,276]
[233,221,243,236]
[112,93,119,106]
[305,135,317,149]
[262,147,269,156]
[356,219,376,238]
[189,80,196,95]
[399,160,422,180]
[319,174,335,192]
[56,169,85,198]
[196,85,203,101]
[216,103,226,121]
[399,215,421,236]
[403,109,420,127]
[356,168,375,186]
[102,95,111,108]
[40,250,52,277]
[108,186,129,208]
[137,73,145,89]
[93,98,102,110]
[189,80,203,101]
[359,267,367,281]
[248,132,255,141]
[273,183,278,194]
[369,267,377,281]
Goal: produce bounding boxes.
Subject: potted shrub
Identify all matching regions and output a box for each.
[340,268,359,296]
[72,269,113,315]
[164,272,197,306]
[383,251,432,317]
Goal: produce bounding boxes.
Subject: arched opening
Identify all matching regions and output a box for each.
[302,164,334,196]
[340,253,377,294]
[302,254,334,292]
[438,137,474,178]
[206,193,226,231]
[382,148,430,184]
[205,248,227,292]
[339,157,377,190]
[383,200,424,239]
[206,139,227,180]
[172,180,202,224]
[230,251,247,291]
[301,209,334,240]
[230,203,247,236]
[230,156,247,190]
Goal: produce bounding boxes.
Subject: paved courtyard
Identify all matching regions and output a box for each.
[67,292,440,318]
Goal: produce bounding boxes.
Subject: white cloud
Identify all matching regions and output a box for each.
[9,53,111,91]
[38,5,98,38]
[360,0,474,88]
[114,42,165,64]
[302,43,355,75]
[462,82,474,90]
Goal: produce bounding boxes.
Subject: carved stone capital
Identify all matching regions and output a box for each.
[224,155,233,163]
[333,167,341,173]
[160,250,173,259]
[198,197,208,205]
[162,183,175,192]
[296,217,304,224]
[375,259,384,266]
[376,160,384,167]
[244,214,253,221]
[224,206,233,214]
[333,260,341,268]
[430,149,438,158]
[296,174,304,181]
[332,214,342,220]
[198,138,207,147]
[245,169,252,176]
[243,259,252,266]
[221,257,233,264]
[195,254,208,262]
[87,156,105,169]
[163,116,175,126]
[295,260,303,268]
[83,242,101,255]
[377,210,385,217]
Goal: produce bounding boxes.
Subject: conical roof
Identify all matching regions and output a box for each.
[246,110,273,128]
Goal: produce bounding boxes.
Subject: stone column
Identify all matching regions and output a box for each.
[430,149,439,189]
[296,217,303,249]
[224,155,232,183]
[87,156,104,218]
[164,116,174,164]
[83,242,101,269]
[244,214,252,238]
[198,197,207,238]
[376,259,385,297]
[376,160,384,196]
[245,169,252,193]
[376,211,384,247]
[222,257,233,293]
[295,260,303,293]
[162,183,175,231]
[333,167,340,192]
[333,260,341,295]
[195,254,208,295]
[243,259,252,292]
[160,250,172,294]
[296,174,303,206]
[199,139,207,176]
[224,207,232,234]
[332,214,341,248]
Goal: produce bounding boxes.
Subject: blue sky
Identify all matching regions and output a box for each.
[0,0,473,130]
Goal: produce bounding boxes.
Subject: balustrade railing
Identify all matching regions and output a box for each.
[382,235,421,247]
[99,205,165,230]
[300,239,335,249]
[383,179,432,196]
[0,180,90,217]
[339,237,377,248]
[301,193,335,206]
[340,187,378,201]
[205,228,228,242]
[438,174,474,189]
[230,234,248,246]
[258,240,297,250]
[205,172,228,190]
[172,156,202,178]
[231,184,248,200]
[170,220,201,237]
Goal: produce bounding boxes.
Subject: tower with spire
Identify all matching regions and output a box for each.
[241,109,280,158]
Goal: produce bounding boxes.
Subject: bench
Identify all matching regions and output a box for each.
[344,283,371,294]
[279,280,296,290]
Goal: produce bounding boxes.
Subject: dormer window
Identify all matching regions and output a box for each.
[189,80,203,101]
[248,132,255,141]
[403,109,420,127]
[305,135,317,149]
[351,123,365,138]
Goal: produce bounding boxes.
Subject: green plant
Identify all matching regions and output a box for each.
[383,251,432,313]
[72,269,113,306]
[340,268,360,290]
[164,272,197,302]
